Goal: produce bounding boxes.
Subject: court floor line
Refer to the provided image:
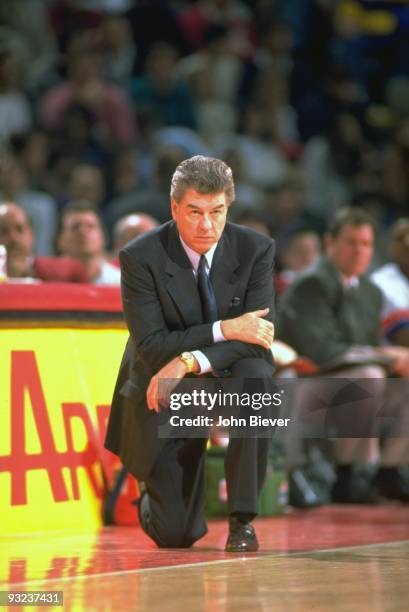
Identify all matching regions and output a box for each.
[4,539,409,589]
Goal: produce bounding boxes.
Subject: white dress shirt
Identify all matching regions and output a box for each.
[340,274,359,289]
[179,236,226,373]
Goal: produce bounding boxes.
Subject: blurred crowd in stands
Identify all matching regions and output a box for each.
[0,0,408,269]
[1,0,409,505]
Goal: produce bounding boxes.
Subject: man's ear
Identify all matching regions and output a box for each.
[170,199,178,221]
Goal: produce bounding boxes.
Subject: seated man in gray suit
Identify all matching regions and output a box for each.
[105,156,276,550]
[277,207,409,503]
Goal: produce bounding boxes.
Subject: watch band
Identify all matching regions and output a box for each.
[180,351,195,373]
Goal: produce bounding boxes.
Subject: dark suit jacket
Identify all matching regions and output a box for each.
[276,255,383,366]
[105,220,275,480]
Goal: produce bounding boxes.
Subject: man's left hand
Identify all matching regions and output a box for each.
[146,356,192,412]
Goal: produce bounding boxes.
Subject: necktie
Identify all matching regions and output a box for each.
[197,254,218,323]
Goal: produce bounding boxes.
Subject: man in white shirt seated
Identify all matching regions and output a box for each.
[57,200,121,285]
[371,218,409,346]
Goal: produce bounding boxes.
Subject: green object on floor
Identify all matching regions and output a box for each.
[205,447,288,517]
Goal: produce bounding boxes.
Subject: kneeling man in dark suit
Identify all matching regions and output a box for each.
[105,156,275,551]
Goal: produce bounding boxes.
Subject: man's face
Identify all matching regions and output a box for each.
[59,211,104,258]
[68,165,105,205]
[392,225,409,277]
[0,205,33,258]
[171,189,228,254]
[115,214,158,252]
[326,223,374,277]
[284,232,321,272]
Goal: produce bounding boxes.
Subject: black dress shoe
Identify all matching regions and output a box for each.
[331,474,380,504]
[372,467,409,502]
[225,517,259,553]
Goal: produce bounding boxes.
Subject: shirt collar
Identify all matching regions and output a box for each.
[179,235,218,272]
[340,274,359,288]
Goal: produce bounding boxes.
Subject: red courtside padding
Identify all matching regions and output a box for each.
[0,283,122,313]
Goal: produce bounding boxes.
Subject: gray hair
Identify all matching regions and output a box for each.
[170,155,235,205]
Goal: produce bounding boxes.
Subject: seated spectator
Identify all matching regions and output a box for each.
[222,148,264,210]
[178,0,254,54]
[48,0,103,54]
[245,19,294,95]
[67,163,106,211]
[231,206,272,237]
[178,22,245,105]
[49,104,112,175]
[57,200,120,285]
[263,175,321,244]
[215,104,288,189]
[98,15,137,87]
[0,0,58,93]
[371,218,409,346]
[129,42,197,130]
[111,213,159,259]
[382,118,409,213]
[276,229,322,295]
[154,126,212,159]
[107,148,140,201]
[0,202,87,282]
[40,50,137,147]
[0,49,32,143]
[9,129,51,192]
[352,191,392,268]
[192,67,238,147]
[302,113,374,224]
[104,145,185,228]
[0,154,57,255]
[247,68,300,155]
[125,0,188,72]
[181,42,238,147]
[277,207,409,503]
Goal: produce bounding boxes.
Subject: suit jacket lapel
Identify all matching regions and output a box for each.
[164,223,241,325]
[165,223,203,326]
[211,231,240,320]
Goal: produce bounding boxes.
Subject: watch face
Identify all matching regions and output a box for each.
[181,353,193,370]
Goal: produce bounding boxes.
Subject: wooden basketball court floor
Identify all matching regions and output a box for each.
[1,505,408,611]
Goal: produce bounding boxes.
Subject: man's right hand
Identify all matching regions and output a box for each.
[380,346,409,378]
[221,308,274,350]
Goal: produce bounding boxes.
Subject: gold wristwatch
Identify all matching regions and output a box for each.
[180,351,195,373]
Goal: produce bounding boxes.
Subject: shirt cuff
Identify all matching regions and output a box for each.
[191,350,212,374]
[212,320,226,343]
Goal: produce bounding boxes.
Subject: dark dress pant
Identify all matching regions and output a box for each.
[141,358,274,547]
